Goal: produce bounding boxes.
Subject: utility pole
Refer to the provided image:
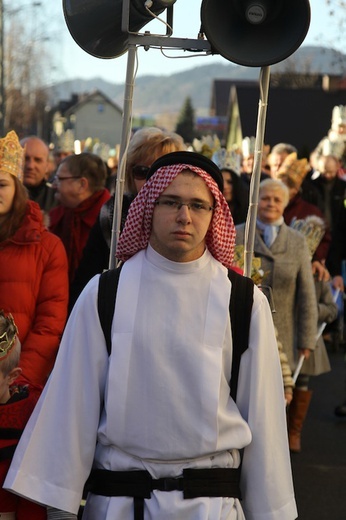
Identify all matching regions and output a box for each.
[0,0,4,136]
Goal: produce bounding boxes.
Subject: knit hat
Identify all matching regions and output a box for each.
[277,152,310,190]
[0,131,25,181]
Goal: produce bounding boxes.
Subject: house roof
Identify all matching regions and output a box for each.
[63,89,122,116]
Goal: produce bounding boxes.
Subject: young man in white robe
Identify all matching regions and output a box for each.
[5,152,297,520]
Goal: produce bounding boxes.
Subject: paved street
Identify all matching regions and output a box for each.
[290,347,346,519]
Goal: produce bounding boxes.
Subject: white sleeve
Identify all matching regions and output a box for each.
[236,286,298,520]
[4,275,109,515]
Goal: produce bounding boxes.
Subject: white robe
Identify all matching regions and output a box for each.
[5,246,297,520]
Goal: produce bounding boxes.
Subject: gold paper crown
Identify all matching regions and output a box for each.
[0,131,25,181]
[277,152,310,189]
[290,215,325,259]
[232,244,269,286]
[0,311,18,361]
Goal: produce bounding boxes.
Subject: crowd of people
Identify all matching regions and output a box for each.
[0,110,345,519]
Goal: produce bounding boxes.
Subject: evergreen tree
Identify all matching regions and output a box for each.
[175,97,196,144]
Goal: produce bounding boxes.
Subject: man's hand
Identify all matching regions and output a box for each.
[312,260,330,282]
[298,348,311,360]
[285,391,293,405]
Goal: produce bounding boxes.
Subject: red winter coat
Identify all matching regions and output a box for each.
[49,188,110,283]
[0,201,68,386]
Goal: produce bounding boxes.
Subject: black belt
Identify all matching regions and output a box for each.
[86,467,241,520]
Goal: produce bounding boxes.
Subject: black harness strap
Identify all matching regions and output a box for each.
[95,265,254,519]
[227,269,254,401]
[86,468,241,520]
[97,264,124,355]
[87,467,241,499]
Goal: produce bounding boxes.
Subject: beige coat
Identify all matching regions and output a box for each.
[236,222,318,370]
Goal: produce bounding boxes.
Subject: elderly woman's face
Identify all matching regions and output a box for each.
[257,188,286,223]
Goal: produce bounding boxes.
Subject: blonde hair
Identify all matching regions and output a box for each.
[125,127,186,194]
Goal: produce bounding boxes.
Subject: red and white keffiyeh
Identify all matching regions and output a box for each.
[116,163,236,269]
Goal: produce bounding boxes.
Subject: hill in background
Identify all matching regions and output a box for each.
[47,46,346,117]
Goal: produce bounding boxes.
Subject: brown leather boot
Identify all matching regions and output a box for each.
[288,388,312,453]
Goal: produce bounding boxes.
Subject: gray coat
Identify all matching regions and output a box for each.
[301,279,338,376]
[236,222,318,370]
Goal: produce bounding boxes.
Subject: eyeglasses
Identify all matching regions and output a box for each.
[132,165,150,180]
[54,175,81,184]
[155,196,214,214]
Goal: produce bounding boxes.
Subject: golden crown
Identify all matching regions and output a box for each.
[290,215,325,259]
[277,152,310,189]
[232,244,269,286]
[0,131,25,181]
[0,311,18,361]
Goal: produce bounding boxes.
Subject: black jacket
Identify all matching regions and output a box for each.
[69,193,135,312]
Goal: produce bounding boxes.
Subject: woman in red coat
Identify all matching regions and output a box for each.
[0,131,69,387]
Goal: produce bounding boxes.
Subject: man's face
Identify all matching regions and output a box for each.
[258,188,286,223]
[318,157,339,182]
[150,170,214,263]
[242,155,254,174]
[269,152,287,178]
[53,163,82,208]
[337,123,346,135]
[22,138,49,188]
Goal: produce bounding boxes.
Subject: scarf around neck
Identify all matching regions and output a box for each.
[256,216,284,248]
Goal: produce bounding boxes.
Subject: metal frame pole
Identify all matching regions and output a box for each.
[243,66,270,278]
[109,44,137,269]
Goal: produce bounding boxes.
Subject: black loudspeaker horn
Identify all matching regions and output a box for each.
[200,0,311,67]
[63,0,174,59]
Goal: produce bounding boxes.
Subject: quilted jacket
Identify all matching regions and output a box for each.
[0,201,68,385]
